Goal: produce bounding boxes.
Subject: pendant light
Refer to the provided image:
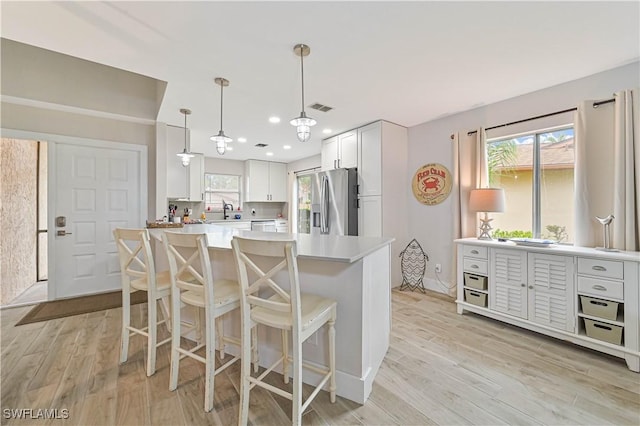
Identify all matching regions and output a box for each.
[210,77,232,155]
[176,108,194,167]
[290,43,316,142]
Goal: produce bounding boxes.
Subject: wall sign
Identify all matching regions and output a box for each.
[412,163,452,205]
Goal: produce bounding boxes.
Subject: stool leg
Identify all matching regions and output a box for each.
[252,326,259,373]
[292,337,303,426]
[217,315,225,360]
[204,306,215,412]
[146,296,158,376]
[328,311,336,403]
[239,319,252,426]
[281,330,289,384]
[120,288,131,364]
[169,289,181,391]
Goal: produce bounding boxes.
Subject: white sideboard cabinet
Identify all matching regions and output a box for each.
[456,238,640,372]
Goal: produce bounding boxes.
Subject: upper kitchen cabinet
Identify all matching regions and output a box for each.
[321,130,357,170]
[166,125,204,201]
[245,160,287,202]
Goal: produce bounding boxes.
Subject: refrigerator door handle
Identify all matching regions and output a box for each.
[321,175,329,234]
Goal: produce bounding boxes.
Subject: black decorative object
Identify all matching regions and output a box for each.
[399,239,429,293]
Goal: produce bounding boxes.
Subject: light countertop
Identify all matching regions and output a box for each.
[455,237,640,262]
[149,224,393,263]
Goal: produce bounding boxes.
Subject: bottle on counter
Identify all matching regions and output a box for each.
[201,211,206,220]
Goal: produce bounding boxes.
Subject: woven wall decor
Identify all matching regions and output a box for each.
[399,238,429,293]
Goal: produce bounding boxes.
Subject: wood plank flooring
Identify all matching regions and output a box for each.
[1,290,638,425]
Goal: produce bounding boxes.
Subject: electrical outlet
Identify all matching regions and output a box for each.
[435,263,442,273]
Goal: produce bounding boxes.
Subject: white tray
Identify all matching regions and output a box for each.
[510,238,555,247]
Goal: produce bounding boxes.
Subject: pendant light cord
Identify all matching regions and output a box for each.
[300,47,305,113]
[219,83,224,133]
[183,111,188,150]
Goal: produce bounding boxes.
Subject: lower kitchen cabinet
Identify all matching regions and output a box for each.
[456,238,640,372]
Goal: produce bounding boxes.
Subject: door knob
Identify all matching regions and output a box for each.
[57,230,73,236]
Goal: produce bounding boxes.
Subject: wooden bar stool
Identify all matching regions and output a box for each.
[113,228,172,377]
[162,231,243,412]
[231,236,337,426]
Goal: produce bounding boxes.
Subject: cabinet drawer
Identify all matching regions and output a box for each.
[462,245,488,259]
[577,276,623,300]
[463,258,488,275]
[577,258,623,280]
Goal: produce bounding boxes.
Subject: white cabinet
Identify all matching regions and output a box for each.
[245,160,287,202]
[320,130,357,170]
[358,122,382,197]
[456,239,640,372]
[275,219,288,233]
[166,125,203,201]
[489,248,574,332]
[357,195,382,237]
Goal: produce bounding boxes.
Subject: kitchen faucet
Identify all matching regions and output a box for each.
[223,201,234,220]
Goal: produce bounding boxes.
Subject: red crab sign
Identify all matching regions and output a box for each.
[412,163,452,205]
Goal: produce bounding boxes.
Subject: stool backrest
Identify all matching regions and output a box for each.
[113,228,156,291]
[162,232,212,301]
[231,236,301,332]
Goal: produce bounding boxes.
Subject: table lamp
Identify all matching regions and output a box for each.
[469,188,505,240]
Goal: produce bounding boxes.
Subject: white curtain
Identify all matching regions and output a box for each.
[613,89,640,251]
[451,128,487,290]
[574,91,639,250]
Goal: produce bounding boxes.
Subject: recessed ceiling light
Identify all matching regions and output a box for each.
[269,116,281,124]
[266,152,274,156]
[226,146,233,151]
[322,128,332,134]
[283,145,291,150]
[237,137,247,143]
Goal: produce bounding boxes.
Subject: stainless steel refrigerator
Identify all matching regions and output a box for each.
[310,168,358,236]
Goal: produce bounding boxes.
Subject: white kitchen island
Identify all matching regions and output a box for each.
[150,224,393,404]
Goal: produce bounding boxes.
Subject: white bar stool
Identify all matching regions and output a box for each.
[231,236,337,426]
[162,231,243,412]
[113,228,172,377]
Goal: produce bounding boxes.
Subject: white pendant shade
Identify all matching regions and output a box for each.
[176,108,193,167]
[291,44,316,142]
[212,77,232,155]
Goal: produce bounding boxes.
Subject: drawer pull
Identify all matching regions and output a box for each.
[593,323,613,331]
[592,285,607,291]
[592,265,607,271]
[470,264,479,269]
[589,300,609,307]
[471,249,479,254]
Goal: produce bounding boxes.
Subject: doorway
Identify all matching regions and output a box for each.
[0,138,48,307]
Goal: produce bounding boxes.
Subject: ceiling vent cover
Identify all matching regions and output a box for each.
[254,143,268,148]
[309,103,333,113]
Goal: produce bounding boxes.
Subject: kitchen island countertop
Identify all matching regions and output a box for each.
[149,223,394,263]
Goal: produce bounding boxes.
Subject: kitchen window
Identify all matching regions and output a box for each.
[204,173,240,212]
[488,126,575,242]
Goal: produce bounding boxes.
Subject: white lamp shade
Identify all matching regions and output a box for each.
[469,188,505,213]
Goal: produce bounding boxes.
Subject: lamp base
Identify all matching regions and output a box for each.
[477,216,494,240]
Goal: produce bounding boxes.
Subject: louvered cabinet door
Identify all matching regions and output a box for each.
[527,253,575,332]
[490,249,528,319]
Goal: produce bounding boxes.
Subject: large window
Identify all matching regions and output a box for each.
[204,173,240,211]
[488,127,575,242]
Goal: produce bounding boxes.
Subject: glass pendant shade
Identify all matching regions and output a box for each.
[177,149,195,167]
[290,112,316,143]
[210,130,232,155]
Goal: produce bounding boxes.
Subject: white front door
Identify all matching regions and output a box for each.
[53,142,144,298]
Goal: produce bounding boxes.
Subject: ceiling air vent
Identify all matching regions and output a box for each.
[254,143,268,148]
[309,103,333,113]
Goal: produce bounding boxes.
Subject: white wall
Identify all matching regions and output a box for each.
[407,61,640,294]
[287,154,321,173]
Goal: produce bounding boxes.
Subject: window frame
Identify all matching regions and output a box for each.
[204,173,241,212]
[487,124,574,240]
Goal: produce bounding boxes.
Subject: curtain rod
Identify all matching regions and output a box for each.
[466,97,615,136]
[292,166,321,175]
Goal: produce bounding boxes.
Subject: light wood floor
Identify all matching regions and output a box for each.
[2,289,639,425]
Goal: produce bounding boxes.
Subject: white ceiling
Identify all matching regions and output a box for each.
[2,1,638,163]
